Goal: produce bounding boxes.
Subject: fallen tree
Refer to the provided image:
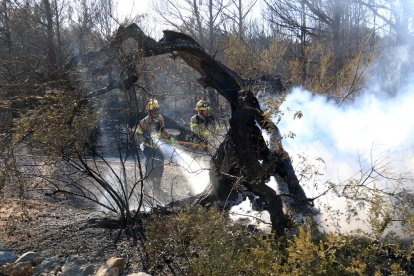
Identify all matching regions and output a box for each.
[108,24,312,236]
[9,23,313,236]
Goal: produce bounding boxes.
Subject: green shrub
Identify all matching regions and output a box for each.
[144,207,413,275]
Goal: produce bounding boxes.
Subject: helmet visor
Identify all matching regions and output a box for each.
[197,101,209,110]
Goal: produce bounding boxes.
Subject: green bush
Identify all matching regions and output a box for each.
[144,207,413,275]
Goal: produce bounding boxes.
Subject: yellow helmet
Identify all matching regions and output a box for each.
[146,99,160,111]
[195,100,209,111]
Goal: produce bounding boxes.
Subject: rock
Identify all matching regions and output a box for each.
[80,264,95,275]
[32,256,61,275]
[95,257,126,276]
[14,251,39,264]
[400,236,414,248]
[0,243,10,251]
[33,256,45,266]
[0,261,32,276]
[0,251,17,265]
[62,255,94,276]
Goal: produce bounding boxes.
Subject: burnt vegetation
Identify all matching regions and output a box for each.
[1,0,413,275]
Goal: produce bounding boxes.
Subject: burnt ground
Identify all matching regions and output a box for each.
[0,198,147,271]
[0,163,194,275]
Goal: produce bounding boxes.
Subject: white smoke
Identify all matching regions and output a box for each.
[98,157,154,212]
[158,141,210,195]
[274,45,414,234]
[229,197,272,233]
[98,140,211,211]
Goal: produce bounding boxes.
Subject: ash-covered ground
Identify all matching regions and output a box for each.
[0,162,197,274]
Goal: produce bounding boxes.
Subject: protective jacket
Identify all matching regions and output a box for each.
[135,114,172,197]
[136,115,171,147]
[190,114,220,143]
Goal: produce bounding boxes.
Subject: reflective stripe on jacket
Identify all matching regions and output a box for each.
[190,114,219,138]
[135,115,170,145]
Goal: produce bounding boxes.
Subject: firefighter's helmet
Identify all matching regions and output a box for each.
[195,100,209,111]
[146,99,160,111]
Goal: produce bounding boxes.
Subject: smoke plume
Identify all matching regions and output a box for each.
[158,141,210,195]
[276,45,414,233]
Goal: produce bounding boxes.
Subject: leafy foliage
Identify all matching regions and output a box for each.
[12,89,97,155]
[1,2,413,273]
[145,207,414,275]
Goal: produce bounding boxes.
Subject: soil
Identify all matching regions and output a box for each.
[0,163,193,275]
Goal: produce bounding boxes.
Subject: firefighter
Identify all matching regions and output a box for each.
[190,99,220,149]
[135,98,175,202]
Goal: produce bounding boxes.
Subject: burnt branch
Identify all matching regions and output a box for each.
[50,23,311,236]
[104,24,311,236]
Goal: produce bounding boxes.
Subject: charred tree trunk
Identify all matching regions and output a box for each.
[70,23,311,236]
[108,24,311,236]
[42,0,57,72]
